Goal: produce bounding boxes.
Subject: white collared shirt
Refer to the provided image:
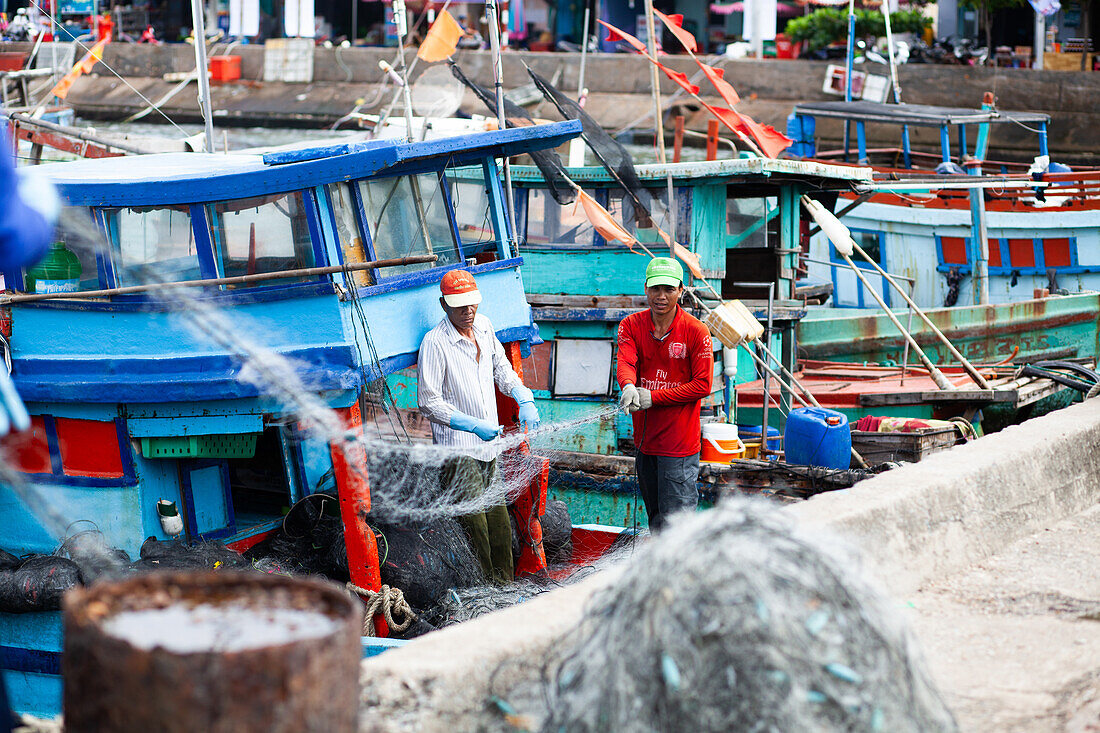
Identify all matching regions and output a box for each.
[417,313,524,459]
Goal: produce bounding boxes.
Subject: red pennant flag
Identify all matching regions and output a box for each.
[705,104,793,159]
[654,10,697,53]
[696,60,740,106]
[655,61,700,95]
[597,19,649,54]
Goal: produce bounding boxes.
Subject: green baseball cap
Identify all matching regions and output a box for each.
[645,257,684,288]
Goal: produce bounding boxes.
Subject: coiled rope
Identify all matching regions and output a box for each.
[347,582,416,636]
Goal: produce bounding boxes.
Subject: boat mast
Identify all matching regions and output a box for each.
[642,0,666,166]
[485,0,520,253]
[189,0,216,153]
[392,0,417,140]
[843,0,855,160]
[642,1,677,263]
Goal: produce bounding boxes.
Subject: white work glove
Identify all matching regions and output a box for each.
[638,387,653,410]
[618,383,641,413]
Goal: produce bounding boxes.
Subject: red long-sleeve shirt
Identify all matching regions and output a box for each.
[616,306,714,457]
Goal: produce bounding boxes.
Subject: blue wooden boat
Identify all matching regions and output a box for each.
[790,100,1100,311]
[0,119,583,717]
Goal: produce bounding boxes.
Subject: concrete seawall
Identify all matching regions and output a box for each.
[5,42,1097,163]
[358,396,1100,731]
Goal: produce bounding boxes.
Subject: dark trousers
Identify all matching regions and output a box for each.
[636,451,700,531]
[442,456,514,583]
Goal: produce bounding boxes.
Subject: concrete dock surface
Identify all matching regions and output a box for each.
[910,504,1100,732]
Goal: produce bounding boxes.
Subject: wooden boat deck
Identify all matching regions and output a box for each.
[736,360,1080,412]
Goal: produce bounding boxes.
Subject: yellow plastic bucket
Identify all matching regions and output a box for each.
[700,422,745,465]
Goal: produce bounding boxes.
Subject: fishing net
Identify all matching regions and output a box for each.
[449,62,575,207]
[525,67,668,233]
[0,555,84,613]
[540,499,573,564]
[133,537,251,572]
[485,498,956,733]
[373,516,484,612]
[245,492,351,580]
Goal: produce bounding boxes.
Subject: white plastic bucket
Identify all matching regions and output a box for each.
[700,422,745,464]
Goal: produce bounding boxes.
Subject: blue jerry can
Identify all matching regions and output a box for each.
[784,407,850,470]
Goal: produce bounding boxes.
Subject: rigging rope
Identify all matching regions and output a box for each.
[347,582,417,636]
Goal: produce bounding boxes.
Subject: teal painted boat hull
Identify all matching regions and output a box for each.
[797,294,1100,365]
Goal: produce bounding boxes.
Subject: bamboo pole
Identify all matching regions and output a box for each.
[1,255,438,305]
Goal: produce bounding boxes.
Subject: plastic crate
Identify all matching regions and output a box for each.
[141,433,258,459]
[209,55,241,82]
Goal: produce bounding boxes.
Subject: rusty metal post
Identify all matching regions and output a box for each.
[63,572,363,733]
[705,119,719,161]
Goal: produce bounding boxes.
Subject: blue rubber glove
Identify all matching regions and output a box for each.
[511,385,540,432]
[450,411,503,442]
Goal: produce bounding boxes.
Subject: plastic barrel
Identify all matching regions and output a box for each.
[737,424,782,453]
[784,407,851,470]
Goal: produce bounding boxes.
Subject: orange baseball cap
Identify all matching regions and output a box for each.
[440,269,482,308]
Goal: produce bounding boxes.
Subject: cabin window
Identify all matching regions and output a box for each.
[851,230,884,264]
[109,206,200,286]
[726,196,779,248]
[605,187,691,245]
[208,192,316,287]
[359,173,461,278]
[524,187,595,246]
[327,183,373,287]
[14,207,106,293]
[451,181,496,251]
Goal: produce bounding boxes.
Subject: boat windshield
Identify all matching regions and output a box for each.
[450,180,495,251]
[108,205,201,286]
[208,192,317,288]
[525,187,595,246]
[358,173,461,278]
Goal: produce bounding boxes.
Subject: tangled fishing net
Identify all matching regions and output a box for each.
[489,498,956,732]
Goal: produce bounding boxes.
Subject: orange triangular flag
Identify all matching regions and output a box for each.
[656,227,705,279]
[654,10,697,53]
[50,37,109,100]
[705,103,793,159]
[696,60,740,106]
[417,10,463,63]
[575,189,637,248]
[598,19,649,54]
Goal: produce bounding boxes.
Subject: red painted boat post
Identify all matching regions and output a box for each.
[706,119,719,161]
[673,115,685,163]
[330,403,387,637]
[495,342,549,575]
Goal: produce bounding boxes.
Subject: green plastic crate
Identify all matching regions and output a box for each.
[140,433,259,459]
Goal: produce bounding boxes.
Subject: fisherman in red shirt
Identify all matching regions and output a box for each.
[616,257,713,530]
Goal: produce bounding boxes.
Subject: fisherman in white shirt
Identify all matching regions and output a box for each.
[417,270,540,582]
